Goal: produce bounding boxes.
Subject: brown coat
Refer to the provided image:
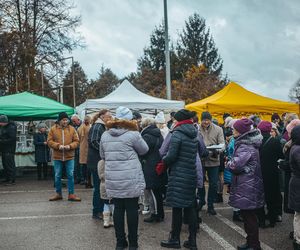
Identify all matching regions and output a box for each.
[77,123,90,164]
[47,124,79,161]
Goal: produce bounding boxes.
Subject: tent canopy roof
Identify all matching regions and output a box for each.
[186,82,299,119]
[0,92,74,121]
[77,80,185,113]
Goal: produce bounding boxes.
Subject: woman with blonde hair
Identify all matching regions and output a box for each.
[155,112,169,139]
[77,115,91,186]
[87,109,112,220]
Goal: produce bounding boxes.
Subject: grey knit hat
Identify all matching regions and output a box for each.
[37,122,47,130]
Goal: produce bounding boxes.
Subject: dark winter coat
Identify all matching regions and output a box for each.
[289,145,300,212]
[0,122,17,153]
[87,119,106,170]
[34,132,50,163]
[163,123,198,208]
[141,125,164,189]
[289,125,300,212]
[260,133,284,196]
[226,129,264,210]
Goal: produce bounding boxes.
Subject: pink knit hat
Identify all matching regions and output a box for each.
[233,118,253,135]
[286,119,300,136]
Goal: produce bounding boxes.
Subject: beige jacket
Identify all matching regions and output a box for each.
[77,123,90,164]
[199,123,225,167]
[47,124,79,161]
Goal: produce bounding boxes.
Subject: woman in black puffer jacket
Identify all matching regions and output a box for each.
[140,118,164,223]
[160,109,198,250]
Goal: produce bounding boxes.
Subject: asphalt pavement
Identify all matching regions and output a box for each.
[0,177,294,250]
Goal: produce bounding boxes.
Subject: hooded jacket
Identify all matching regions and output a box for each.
[163,123,198,208]
[47,124,79,161]
[141,124,164,189]
[100,119,149,199]
[226,129,264,210]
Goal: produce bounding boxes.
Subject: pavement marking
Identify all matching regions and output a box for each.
[216,213,274,250]
[0,189,91,194]
[0,213,91,221]
[200,223,236,250]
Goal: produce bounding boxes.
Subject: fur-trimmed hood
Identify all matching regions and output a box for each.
[235,129,263,149]
[106,119,138,137]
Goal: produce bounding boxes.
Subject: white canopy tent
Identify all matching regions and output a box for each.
[76,80,185,116]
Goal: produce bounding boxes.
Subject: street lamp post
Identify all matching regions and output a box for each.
[164,0,171,100]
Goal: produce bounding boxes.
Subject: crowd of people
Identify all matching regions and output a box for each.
[0,108,300,250]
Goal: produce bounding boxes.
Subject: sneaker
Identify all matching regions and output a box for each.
[142,205,150,215]
[49,193,63,201]
[68,194,81,202]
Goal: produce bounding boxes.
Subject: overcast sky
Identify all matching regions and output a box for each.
[71,0,300,101]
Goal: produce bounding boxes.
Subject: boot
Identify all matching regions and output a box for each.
[233,211,243,222]
[215,193,223,203]
[103,212,110,228]
[293,240,300,250]
[144,214,163,223]
[110,214,114,227]
[207,207,217,216]
[161,232,181,249]
[43,164,48,180]
[183,232,198,250]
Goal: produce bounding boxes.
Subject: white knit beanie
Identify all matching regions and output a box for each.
[116,106,133,120]
[155,112,165,124]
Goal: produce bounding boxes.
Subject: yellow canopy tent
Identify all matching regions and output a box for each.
[186,82,300,122]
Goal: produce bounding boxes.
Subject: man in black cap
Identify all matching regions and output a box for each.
[0,115,17,185]
[199,111,225,215]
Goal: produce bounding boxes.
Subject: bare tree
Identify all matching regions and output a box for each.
[0,0,82,94]
[289,78,300,103]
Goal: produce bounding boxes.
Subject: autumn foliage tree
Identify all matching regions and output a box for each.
[172,64,227,104]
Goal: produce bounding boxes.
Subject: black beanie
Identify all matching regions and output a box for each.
[174,109,196,122]
[58,112,69,121]
[201,111,212,121]
[0,114,8,123]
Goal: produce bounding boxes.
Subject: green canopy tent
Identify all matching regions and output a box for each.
[0,92,74,121]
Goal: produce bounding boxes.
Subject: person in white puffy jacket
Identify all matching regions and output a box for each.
[100,106,149,250]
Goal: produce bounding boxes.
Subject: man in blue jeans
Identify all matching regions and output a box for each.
[48,112,81,202]
[199,112,225,215]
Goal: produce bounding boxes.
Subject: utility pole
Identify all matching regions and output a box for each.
[164,0,171,100]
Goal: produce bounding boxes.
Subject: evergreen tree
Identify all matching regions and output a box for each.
[177,13,223,76]
[88,65,119,98]
[63,62,89,107]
